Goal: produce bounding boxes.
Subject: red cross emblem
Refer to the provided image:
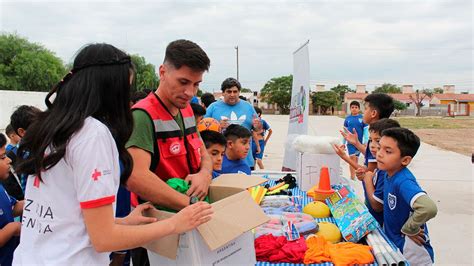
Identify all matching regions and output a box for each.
[91,169,102,181]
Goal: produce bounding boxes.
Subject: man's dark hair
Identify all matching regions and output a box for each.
[191,103,206,117]
[0,133,6,148]
[10,105,41,135]
[221,77,241,92]
[350,101,360,108]
[364,93,394,119]
[201,130,226,149]
[369,118,400,135]
[201,92,216,108]
[5,124,15,136]
[223,124,251,141]
[254,106,262,116]
[381,127,420,158]
[131,90,149,104]
[164,39,210,72]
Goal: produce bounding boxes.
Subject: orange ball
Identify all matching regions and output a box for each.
[197,117,221,133]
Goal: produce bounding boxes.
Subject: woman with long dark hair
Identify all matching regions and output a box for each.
[13,43,212,265]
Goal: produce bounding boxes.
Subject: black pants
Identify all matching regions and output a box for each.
[131,247,149,266]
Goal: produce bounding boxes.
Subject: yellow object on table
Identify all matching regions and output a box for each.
[316,222,342,244]
[247,186,268,205]
[303,201,331,218]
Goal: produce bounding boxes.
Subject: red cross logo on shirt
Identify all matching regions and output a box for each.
[91,169,102,181]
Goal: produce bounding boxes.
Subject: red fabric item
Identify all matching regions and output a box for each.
[254,235,307,263]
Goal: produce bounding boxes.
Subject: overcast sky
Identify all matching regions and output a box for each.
[1,0,472,92]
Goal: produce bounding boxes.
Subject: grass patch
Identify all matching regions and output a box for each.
[394,117,474,129]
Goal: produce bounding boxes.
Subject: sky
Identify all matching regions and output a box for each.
[0,0,472,93]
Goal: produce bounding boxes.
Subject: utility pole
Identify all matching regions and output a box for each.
[235,46,239,81]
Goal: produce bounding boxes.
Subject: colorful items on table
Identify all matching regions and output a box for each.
[275,173,297,189]
[304,235,374,266]
[316,222,342,244]
[303,201,331,218]
[265,183,291,195]
[306,166,335,201]
[248,186,268,204]
[255,212,318,238]
[283,221,300,241]
[326,185,378,243]
[255,235,307,263]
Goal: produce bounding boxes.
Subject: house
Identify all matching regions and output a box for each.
[431,93,474,116]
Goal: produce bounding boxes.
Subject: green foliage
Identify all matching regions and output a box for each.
[260,75,292,114]
[330,84,354,101]
[130,54,159,91]
[241,87,252,93]
[0,33,66,91]
[393,100,407,111]
[433,87,444,94]
[373,83,402,94]
[311,91,340,114]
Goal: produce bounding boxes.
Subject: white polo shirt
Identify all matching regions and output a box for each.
[13,117,120,265]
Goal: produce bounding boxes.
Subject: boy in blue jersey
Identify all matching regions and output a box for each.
[335,118,400,226]
[0,133,23,266]
[221,124,251,175]
[200,130,226,179]
[377,128,437,265]
[341,93,394,177]
[252,107,272,170]
[343,101,366,180]
[4,126,20,156]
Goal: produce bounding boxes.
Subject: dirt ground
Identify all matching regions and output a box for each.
[394,117,474,156]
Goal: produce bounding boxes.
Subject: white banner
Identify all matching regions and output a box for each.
[282,41,310,171]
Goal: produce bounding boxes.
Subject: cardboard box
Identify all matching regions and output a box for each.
[296,152,343,191]
[144,174,269,265]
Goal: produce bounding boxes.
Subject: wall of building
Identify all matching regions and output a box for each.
[0,90,48,130]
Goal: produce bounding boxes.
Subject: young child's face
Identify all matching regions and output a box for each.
[363,103,377,124]
[0,146,12,179]
[350,105,360,115]
[368,131,381,157]
[227,137,250,159]
[207,144,225,171]
[376,136,409,175]
[8,133,21,145]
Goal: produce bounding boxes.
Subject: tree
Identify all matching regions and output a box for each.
[260,75,292,114]
[373,83,401,94]
[393,100,407,111]
[241,88,252,93]
[311,91,339,115]
[330,84,354,102]
[409,89,433,116]
[433,87,444,94]
[0,33,66,91]
[130,54,159,91]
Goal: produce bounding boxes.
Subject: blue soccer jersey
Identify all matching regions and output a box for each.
[0,184,19,266]
[383,167,434,264]
[361,169,384,226]
[221,154,251,175]
[364,140,377,166]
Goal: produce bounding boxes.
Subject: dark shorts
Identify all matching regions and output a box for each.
[252,139,265,160]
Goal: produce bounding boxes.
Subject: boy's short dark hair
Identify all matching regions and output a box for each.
[369,118,401,135]
[131,90,149,104]
[191,103,206,117]
[0,133,6,147]
[5,124,15,136]
[223,124,251,141]
[364,93,394,119]
[164,39,210,72]
[382,127,420,158]
[201,93,216,108]
[10,105,41,134]
[350,101,360,108]
[201,130,226,148]
[221,77,241,92]
[254,106,262,116]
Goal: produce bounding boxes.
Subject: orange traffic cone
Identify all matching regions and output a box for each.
[308,166,335,201]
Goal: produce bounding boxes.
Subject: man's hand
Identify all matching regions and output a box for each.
[406,228,426,246]
[185,170,212,200]
[340,127,359,146]
[220,118,230,130]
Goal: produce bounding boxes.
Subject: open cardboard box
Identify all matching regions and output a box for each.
[143,173,270,262]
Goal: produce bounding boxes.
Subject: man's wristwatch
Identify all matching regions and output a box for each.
[189,196,199,205]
